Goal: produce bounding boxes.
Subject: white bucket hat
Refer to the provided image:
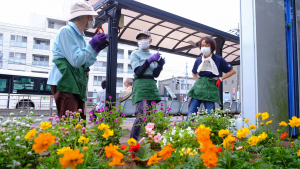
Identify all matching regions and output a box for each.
[69,1,98,20]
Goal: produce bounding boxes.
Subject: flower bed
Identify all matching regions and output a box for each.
[0,100,300,168]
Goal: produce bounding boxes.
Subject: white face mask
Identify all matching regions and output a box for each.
[201,47,211,56]
[137,39,150,49]
[84,16,95,29]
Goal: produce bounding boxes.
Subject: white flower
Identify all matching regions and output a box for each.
[10,113,14,116]
[21,123,26,127]
[13,117,17,120]
[16,122,21,126]
[163,138,166,145]
[12,120,17,124]
[171,129,176,135]
[1,123,6,127]
[30,111,34,114]
[0,116,3,120]
[15,161,20,166]
[16,144,21,147]
[26,124,30,128]
[15,136,21,141]
[179,133,183,138]
[186,127,191,131]
[10,130,14,133]
[163,130,167,134]
[40,115,44,118]
[224,114,227,117]
[170,137,173,142]
[7,117,11,121]
[29,107,34,110]
[5,120,11,124]
[19,111,24,114]
[22,146,26,149]
[5,138,10,141]
[27,152,32,155]
[188,131,194,135]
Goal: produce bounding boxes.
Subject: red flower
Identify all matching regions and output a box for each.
[280,132,289,139]
[232,136,239,141]
[120,144,128,150]
[129,143,141,152]
[217,147,222,153]
[132,153,136,159]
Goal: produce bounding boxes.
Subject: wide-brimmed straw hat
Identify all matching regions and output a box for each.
[69,1,98,20]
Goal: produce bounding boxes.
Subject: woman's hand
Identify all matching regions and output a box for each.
[217,68,236,87]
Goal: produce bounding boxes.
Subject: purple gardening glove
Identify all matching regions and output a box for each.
[147,53,161,64]
[89,33,108,53]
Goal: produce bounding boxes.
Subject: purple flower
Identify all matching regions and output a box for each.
[61,127,65,131]
[39,130,42,133]
[78,109,82,112]
[89,99,92,102]
[143,99,146,102]
[154,109,157,112]
[62,135,65,138]
[95,121,99,124]
[109,96,112,99]
[105,107,108,110]
[146,111,149,114]
[122,113,125,116]
[65,131,69,135]
[70,116,73,119]
[116,121,119,123]
[141,107,144,109]
[30,125,35,129]
[109,111,112,114]
[151,116,154,119]
[118,109,121,112]
[101,117,105,120]
[55,141,60,145]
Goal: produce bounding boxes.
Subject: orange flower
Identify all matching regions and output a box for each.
[105,143,125,166]
[201,152,218,168]
[158,144,176,160]
[147,153,162,165]
[109,157,125,166]
[82,146,89,152]
[120,144,128,150]
[200,140,219,153]
[196,124,211,144]
[32,133,56,153]
[280,132,289,139]
[59,149,84,169]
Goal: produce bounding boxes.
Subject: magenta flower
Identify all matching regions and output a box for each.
[119,96,122,99]
[160,107,163,110]
[141,107,144,109]
[109,111,112,114]
[88,121,92,124]
[127,128,129,131]
[90,112,93,114]
[151,116,154,119]
[143,99,146,102]
[78,109,82,112]
[95,121,99,124]
[101,117,104,120]
[118,109,121,112]
[161,103,163,106]
[135,105,138,107]
[105,107,108,110]
[109,96,112,99]
[55,141,60,145]
[102,101,105,103]
[142,119,145,122]
[30,126,35,129]
[65,131,70,135]
[122,113,125,116]
[39,130,42,133]
[154,109,157,112]
[89,99,92,102]
[146,111,149,113]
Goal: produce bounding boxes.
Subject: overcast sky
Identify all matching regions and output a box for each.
[0,0,240,80]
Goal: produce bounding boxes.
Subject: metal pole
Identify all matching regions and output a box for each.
[186,62,188,100]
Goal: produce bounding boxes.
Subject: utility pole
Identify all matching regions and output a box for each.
[185,62,188,100]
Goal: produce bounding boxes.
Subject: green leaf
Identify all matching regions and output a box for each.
[135,143,152,161]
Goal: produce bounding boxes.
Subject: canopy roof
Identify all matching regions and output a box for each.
[85,0,240,65]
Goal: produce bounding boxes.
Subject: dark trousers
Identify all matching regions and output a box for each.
[50,85,86,120]
[130,100,153,141]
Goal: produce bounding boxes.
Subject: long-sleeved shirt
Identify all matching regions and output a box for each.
[96,89,106,110]
[120,86,133,107]
[130,49,158,76]
[47,22,98,85]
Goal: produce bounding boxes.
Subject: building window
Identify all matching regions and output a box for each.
[0,51,2,69]
[117,49,124,59]
[232,80,234,84]
[93,76,106,86]
[181,84,186,90]
[128,64,134,73]
[10,35,27,48]
[33,38,50,50]
[87,92,97,104]
[187,84,192,90]
[48,22,54,29]
[116,78,123,87]
[99,47,108,57]
[32,55,49,67]
[176,84,180,90]
[117,63,123,73]
[94,61,107,71]
[9,52,26,64]
[128,50,133,59]
[0,34,3,45]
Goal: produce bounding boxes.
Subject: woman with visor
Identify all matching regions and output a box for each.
[186,36,236,120]
[129,30,165,141]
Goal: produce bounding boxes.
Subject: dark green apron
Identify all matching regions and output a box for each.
[132,75,161,105]
[53,59,89,102]
[187,77,221,104]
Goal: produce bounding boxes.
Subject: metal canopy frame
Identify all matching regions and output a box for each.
[85,0,240,103]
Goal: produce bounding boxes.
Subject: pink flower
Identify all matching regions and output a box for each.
[30,126,35,129]
[145,127,155,136]
[143,99,146,102]
[119,96,122,99]
[174,121,177,126]
[88,121,92,124]
[70,116,73,119]
[62,135,65,138]
[65,110,69,114]
[89,99,92,102]
[109,96,112,99]
[61,127,65,131]
[154,134,161,143]
[48,117,53,121]
[78,109,82,112]
[52,113,57,116]
[65,131,69,135]
[55,141,60,145]
[53,123,57,125]
[180,115,183,117]
[39,130,42,133]
[145,123,155,129]
[56,119,60,122]
[82,127,86,132]
[236,146,243,150]
[138,137,146,144]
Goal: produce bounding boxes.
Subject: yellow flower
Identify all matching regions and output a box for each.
[218,129,230,137]
[249,124,256,130]
[236,127,250,139]
[98,123,110,130]
[40,121,52,130]
[248,136,259,146]
[127,138,137,146]
[266,120,272,125]
[57,147,72,155]
[24,128,36,142]
[260,122,264,126]
[256,113,262,118]
[289,116,300,128]
[211,133,215,137]
[76,113,79,116]
[258,132,267,141]
[244,118,249,123]
[75,124,82,129]
[222,134,236,148]
[78,136,89,144]
[261,112,269,121]
[102,129,114,139]
[297,150,300,156]
[279,121,288,127]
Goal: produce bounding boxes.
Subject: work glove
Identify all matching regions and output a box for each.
[89,33,108,53]
[216,78,222,88]
[157,58,165,67]
[147,53,160,64]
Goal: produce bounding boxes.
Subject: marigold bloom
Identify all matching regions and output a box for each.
[218,129,230,137]
[266,120,272,125]
[40,121,52,130]
[158,145,176,160]
[201,141,219,153]
[147,154,162,165]
[59,149,84,169]
[75,124,82,129]
[280,132,289,139]
[258,132,267,141]
[196,124,211,144]
[82,146,89,152]
[102,129,114,139]
[222,135,236,148]
[32,133,56,153]
[248,136,259,146]
[57,147,72,155]
[78,136,89,144]
[261,112,269,121]
[236,127,250,139]
[201,152,218,168]
[244,118,249,123]
[279,121,288,127]
[98,123,110,130]
[105,143,125,166]
[256,113,262,118]
[128,138,137,146]
[289,116,300,127]
[297,150,300,156]
[249,124,256,129]
[24,128,36,142]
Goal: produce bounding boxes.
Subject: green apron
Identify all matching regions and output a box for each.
[53,59,89,102]
[187,77,221,104]
[132,75,161,105]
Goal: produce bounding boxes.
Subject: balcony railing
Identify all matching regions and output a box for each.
[33,44,50,50]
